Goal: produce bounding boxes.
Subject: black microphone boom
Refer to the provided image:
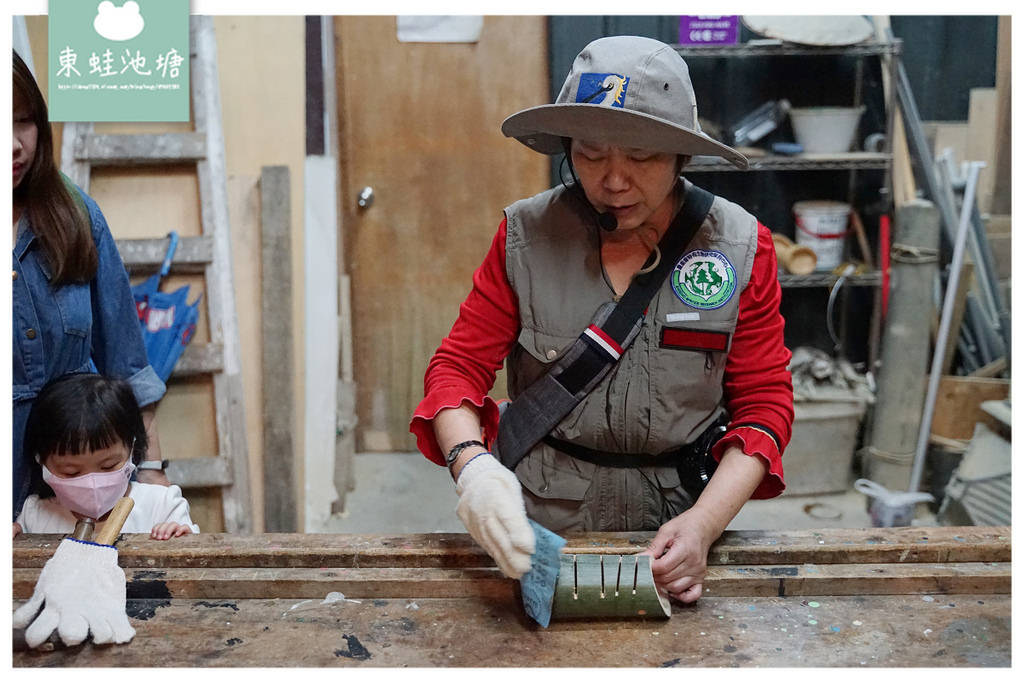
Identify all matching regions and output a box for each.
[597,211,618,231]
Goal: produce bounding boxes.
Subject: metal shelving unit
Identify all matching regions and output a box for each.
[689,152,891,172]
[778,271,881,288]
[675,40,901,59]
[676,39,903,360]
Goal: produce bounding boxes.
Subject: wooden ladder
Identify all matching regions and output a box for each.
[60,17,252,533]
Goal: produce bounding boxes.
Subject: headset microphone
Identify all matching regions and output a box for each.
[596,211,618,231]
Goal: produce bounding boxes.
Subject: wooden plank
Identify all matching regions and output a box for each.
[705,562,1009,597]
[925,121,969,164]
[12,561,1009,602]
[990,16,1011,215]
[983,215,1011,281]
[970,357,1007,379]
[117,235,214,273]
[302,156,340,529]
[60,122,94,191]
[966,88,998,214]
[12,595,1011,667]
[169,342,224,378]
[260,166,297,532]
[871,17,916,207]
[930,375,1011,440]
[77,133,207,165]
[193,17,252,534]
[12,527,1011,569]
[164,455,234,488]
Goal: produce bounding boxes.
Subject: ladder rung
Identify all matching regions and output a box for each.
[117,236,213,273]
[77,133,207,165]
[165,456,233,488]
[170,343,224,378]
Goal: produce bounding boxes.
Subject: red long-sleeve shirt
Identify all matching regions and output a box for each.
[410,218,793,499]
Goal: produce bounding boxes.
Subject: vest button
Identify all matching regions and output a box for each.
[12,270,18,281]
[539,484,549,493]
[25,328,37,340]
[546,349,557,360]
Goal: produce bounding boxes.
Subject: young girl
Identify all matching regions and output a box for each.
[13,373,198,540]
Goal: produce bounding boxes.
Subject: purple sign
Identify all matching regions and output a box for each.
[678,16,739,46]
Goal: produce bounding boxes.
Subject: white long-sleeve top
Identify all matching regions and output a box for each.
[16,481,200,534]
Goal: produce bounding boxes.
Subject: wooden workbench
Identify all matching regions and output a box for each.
[12,526,1011,667]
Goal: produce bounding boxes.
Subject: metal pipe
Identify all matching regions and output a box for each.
[957,330,981,374]
[909,162,983,495]
[965,293,1004,364]
[892,38,961,250]
[969,200,1010,353]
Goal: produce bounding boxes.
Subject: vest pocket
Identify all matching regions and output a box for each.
[508,326,580,397]
[646,318,734,450]
[515,443,597,532]
[516,325,577,364]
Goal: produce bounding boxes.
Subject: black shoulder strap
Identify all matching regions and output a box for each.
[603,184,715,345]
[495,184,716,472]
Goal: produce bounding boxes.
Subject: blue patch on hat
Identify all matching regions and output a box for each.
[576,73,629,108]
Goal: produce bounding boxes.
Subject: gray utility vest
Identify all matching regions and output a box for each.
[502,180,758,530]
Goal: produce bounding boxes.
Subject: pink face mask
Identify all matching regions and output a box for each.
[40,460,136,519]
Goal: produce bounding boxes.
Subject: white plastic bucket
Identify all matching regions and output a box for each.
[789,106,864,153]
[793,200,850,270]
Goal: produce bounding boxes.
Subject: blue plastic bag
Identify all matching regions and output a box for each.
[131,232,201,382]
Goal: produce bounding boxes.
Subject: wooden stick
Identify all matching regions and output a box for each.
[970,356,1007,378]
[849,210,875,269]
[94,497,135,546]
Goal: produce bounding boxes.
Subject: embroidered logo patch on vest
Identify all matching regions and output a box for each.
[576,73,629,107]
[671,250,737,310]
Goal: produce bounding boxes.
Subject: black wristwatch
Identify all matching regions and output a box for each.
[445,440,485,468]
[137,459,169,471]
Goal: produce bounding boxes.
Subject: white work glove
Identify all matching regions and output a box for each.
[455,452,536,579]
[13,538,136,648]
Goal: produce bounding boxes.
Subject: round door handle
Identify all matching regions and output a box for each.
[357,186,375,209]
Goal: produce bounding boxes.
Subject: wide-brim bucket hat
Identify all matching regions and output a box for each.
[502,35,748,170]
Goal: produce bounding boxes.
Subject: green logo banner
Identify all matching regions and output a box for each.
[48,0,189,122]
[670,250,738,310]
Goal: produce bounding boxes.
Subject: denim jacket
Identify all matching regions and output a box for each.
[12,188,166,518]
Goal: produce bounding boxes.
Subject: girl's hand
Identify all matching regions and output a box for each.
[639,507,720,604]
[150,522,192,540]
[13,522,23,539]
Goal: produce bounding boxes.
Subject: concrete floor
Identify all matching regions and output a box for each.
[315,452,937,534]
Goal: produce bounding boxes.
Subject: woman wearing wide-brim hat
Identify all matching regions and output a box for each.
[411,36,793,604]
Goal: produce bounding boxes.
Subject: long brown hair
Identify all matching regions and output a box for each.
[13,50,97,285]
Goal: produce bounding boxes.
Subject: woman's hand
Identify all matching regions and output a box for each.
[13,522,23,539]
[150,522,192,540]
[641,445,771,603]
[641,506,720,603]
